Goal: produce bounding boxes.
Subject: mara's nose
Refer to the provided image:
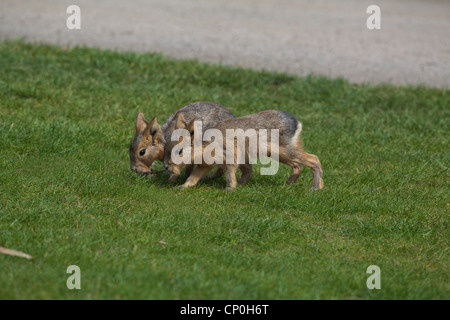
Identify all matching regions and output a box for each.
[130,165,136,172]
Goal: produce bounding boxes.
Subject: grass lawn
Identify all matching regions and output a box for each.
[0,41,448,300]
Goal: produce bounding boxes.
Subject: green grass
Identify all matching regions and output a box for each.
[0,41,448,300]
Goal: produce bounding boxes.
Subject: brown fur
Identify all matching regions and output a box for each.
[129,114,164,175]
[129,102,234,180]
[166,110,323,191]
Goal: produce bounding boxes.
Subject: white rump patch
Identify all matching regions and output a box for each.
[291,122,302,145]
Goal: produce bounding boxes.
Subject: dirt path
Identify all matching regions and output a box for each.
[1,0,449,88]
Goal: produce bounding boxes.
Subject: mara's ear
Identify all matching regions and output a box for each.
[136,112,148,133]
[175,113,188,130]
[186,120,196,137]
[186,120,197,146]
[148,116,162,137]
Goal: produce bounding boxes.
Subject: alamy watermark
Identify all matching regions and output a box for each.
[366,265,381,290]
[66,5,81,30]
[367,5,381,30]
[66,5,381,31]
[66,265,81,290]
[170,121,280,175]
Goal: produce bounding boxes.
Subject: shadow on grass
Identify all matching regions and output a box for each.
[128,164,315,191]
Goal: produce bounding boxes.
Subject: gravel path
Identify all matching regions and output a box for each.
[1,0,449,88]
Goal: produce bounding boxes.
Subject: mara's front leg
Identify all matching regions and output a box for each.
[177,165,213,188]
[225,165,239,191]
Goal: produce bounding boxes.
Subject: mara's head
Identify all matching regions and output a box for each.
[163,113,200,175]
[129,112,164,175]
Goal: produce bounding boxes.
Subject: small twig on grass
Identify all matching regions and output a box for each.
[0,246,33,260]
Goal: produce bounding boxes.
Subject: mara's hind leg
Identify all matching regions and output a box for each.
[279,143,323,190]
[278,146,303,185]
[238,164,253,185]
[300,152,323,190]
[287,166,302,184]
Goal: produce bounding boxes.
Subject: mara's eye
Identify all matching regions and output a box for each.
[178,149,183,155]
[139,149,146,156]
